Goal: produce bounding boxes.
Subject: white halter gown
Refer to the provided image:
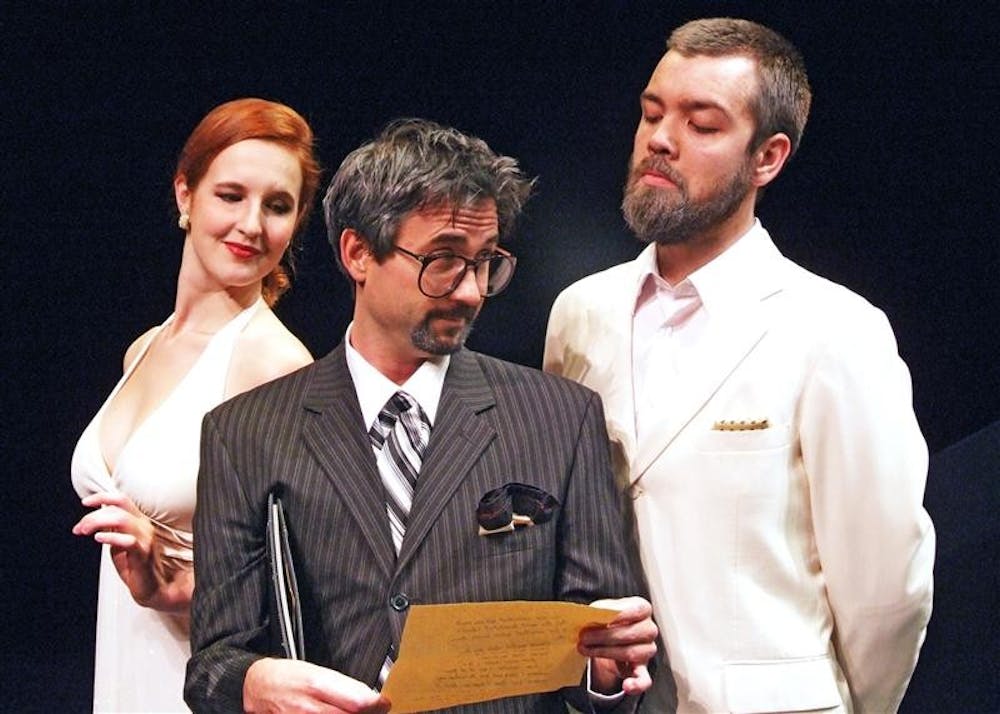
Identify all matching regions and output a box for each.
[71,301,260,712]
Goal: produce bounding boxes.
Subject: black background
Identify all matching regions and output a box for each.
[3,3,997,710]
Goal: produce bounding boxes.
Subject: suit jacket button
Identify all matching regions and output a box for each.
[390,593,410,612]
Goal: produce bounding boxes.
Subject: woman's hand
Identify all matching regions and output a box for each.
[72,491,192,611]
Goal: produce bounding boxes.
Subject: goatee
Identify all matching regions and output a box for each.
[621,155,752,245]
[411,306,479,355]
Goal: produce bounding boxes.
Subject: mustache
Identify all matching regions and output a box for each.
[631,156,685,189]
[428,306,478,322]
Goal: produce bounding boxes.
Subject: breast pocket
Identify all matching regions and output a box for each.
[464,522,556,601]
[695,422,792,453]
[476,521,550,558]
[691,423,796,504]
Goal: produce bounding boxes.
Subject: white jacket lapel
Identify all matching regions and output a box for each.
[631,227,787,483]
[632,307,768,480]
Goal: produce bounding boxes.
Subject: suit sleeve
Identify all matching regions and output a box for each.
[799,307,935,712]
[556,388,644,713]
[555,388,639,602]
[184,411,270,713]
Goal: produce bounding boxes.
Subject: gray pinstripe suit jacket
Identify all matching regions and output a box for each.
[184,344,641,713]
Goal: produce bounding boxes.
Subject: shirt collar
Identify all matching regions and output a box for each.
[632,219,772,318]
[633,243,698,318]
[344,323,449,430]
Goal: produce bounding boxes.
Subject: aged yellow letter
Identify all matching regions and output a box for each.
[381,600,618,713]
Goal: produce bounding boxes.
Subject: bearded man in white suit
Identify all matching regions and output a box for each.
[544,18,934,714]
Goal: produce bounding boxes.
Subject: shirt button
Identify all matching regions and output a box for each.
[389,593,410,612]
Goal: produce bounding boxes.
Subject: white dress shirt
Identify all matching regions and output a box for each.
[344,323,449,435]
[631,221,766,442]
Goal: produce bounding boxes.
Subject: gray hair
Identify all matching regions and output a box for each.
[668,18,812,157]
[323,118,534,276]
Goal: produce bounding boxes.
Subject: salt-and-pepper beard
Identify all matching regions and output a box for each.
[621,154,753,245]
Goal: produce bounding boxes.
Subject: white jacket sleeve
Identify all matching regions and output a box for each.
[799,306,935,712]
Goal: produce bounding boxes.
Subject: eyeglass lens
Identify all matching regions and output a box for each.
[420,254,514,298]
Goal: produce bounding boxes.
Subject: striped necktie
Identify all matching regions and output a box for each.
[368,391,431,555]
[369,391,431,685]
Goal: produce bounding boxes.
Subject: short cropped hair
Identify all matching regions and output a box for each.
[323,118,534,276]
[668,18,812,156]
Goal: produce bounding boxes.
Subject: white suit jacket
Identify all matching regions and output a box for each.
[544,225,934,713]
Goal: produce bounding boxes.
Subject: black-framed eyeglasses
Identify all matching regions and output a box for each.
[393,245,517,299]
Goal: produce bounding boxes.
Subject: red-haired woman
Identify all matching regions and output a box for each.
[71,98,320,712]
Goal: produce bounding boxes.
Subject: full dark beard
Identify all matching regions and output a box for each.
[621,156,753,245]
[410,306,479,355]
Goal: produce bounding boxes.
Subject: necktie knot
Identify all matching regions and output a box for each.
[369,391,429,451]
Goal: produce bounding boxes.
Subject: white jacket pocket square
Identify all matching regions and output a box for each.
[712,418,770,432]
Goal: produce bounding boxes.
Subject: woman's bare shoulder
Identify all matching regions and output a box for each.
[121,326,161,372]
[228,309,314,396]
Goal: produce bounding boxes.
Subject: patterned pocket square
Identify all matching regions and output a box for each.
[477,483,560,536]
[712,418,770,431]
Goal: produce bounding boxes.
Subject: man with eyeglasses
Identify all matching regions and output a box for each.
[185,118,657,713]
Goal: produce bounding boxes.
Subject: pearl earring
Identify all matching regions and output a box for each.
[178,212,190,231]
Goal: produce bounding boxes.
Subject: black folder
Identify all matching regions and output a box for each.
[266,490,305,660]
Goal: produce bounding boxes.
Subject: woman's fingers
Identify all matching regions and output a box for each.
[72,502,153,556]
[81,491,142,517]
[72,506,130,536]
[94,531,139,549]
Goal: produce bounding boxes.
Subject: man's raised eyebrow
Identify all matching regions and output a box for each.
[426,232,500,250]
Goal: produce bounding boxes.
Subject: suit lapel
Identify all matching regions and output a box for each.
[633,307,768,480]
[632,231,787,482]
[395,350,496,573]
[301,345,396,578]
